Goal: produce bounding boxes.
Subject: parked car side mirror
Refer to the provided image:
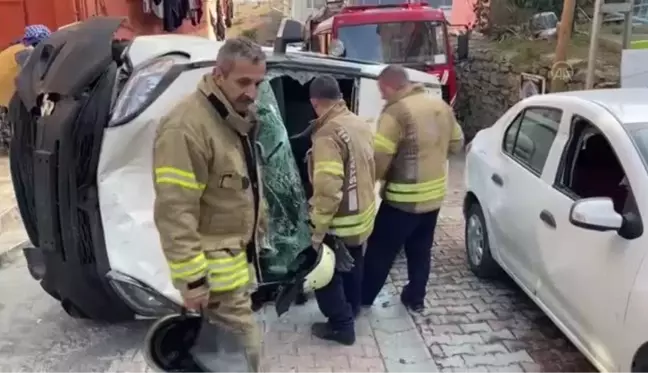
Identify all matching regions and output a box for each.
[569,197,623,232]
[456,33,469,61]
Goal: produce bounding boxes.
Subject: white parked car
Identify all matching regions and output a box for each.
[10,17,444,322]
[464,89,648,372]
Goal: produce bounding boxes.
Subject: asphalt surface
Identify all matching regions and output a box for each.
[0,257,149,372]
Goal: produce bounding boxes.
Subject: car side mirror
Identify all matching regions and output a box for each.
[456,33,469,61]
[569,197,623,232]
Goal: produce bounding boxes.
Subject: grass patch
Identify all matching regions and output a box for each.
[492,32,617,67]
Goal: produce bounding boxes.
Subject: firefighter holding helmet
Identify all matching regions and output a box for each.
[151,37,267,372]
[306,75,376,346]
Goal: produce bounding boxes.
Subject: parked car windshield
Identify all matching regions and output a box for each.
[337,21,447,64]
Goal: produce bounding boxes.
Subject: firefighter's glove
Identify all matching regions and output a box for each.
[324,235,355,273]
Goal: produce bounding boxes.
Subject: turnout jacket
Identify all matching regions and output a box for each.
[153,74,268,296]
[374,84,464,214]
[307,101,376,247]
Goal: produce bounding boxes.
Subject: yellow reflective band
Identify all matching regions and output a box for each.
[452,125,463,140]
[385,176,447,203]
[374,133,397,154]
[330,202,377,237]
[207,254,250,292]
[311,211,334,228]
[313,161,344,177]
[155,167,206,191]
[168,253,208,281]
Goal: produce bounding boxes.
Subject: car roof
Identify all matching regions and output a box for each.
[525,88,648,126]
[127,34,441,86]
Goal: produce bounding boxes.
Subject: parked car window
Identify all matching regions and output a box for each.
[555,116,636,214]
[502,107,561,174]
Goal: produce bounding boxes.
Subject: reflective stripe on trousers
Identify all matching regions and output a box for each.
[208,251,250,292]
[385,175,447,203]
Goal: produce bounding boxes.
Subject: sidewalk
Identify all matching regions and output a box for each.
[0,156,27,268]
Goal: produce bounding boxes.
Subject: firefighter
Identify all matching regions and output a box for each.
[152,37,267,372]
[306,75,376,346]
[361,64,464,312]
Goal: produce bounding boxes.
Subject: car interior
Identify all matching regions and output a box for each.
[267,75,355,199]
[558,118,634,215]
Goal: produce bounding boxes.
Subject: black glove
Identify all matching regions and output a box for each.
[324,235,354,272]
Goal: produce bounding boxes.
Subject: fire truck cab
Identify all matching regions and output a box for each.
[304,0,468,106]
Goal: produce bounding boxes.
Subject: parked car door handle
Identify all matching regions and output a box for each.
[540,210,556,228]
[491,173,504,186]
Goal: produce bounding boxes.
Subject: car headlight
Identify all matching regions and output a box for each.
[109,54,188,126]
[106,270,181,318]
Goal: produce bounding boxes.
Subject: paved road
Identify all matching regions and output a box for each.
[0,157,595,372]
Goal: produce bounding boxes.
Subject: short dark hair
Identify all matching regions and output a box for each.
[309,75,342,100]
[378,64,409,89]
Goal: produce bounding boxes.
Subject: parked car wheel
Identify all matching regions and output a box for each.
[465,202,500,278]
[632,345,648,372]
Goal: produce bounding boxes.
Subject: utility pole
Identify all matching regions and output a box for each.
[585,0,605,89]
[551,0,576,92]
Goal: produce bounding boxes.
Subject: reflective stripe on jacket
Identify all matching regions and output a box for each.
[307,101,376,247]
[153,74,266,294]
[374,84,464,214]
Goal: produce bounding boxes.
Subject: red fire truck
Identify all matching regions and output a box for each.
[304,0,468,106]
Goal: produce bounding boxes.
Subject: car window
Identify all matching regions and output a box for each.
[502,107,561,174]
[555,116,637,215]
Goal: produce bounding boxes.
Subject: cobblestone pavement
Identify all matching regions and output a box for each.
[258,155,594,372]
[0,156,594,372]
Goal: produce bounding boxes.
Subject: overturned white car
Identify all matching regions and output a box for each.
[9,17,443,321]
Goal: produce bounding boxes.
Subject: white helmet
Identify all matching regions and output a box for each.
[275,243,336,316]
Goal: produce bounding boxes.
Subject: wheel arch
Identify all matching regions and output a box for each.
[463,191,480,217]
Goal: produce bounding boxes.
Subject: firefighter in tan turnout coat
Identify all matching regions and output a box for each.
[306,75,376,346]
[361,64,464,312]
[152,38,267,372]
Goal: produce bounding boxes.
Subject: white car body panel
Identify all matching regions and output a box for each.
[97,35,442,307]
[465,89,648,372]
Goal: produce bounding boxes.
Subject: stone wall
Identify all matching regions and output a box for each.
[455,42,621,140]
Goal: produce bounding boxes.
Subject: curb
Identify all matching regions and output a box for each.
[0,239,28,268]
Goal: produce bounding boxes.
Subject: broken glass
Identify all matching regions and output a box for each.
[255,80,311,282]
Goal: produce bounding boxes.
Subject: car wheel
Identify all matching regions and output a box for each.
[61,299,90,319]
[632,345,648,372]
[465,202,500,278]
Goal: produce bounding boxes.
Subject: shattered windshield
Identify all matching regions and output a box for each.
[338,21,447,64]
[255,81,311,282]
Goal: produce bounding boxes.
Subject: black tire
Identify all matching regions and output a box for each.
[632,346,648,372]
[464,202,500,278]
[61,299,90,319]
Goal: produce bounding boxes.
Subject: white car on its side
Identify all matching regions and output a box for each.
[463,89,648,372]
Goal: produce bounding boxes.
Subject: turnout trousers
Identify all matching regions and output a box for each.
[314,244,365,333]
[361,202,440,307]
[204,289,261,372]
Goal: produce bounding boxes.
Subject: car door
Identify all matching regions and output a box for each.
[491,106,563,293]
[536,110,647,372]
